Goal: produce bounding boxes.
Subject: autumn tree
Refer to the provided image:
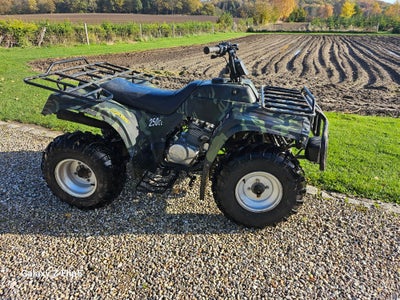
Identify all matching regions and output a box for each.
[288,7,307,22]
[182,0,201,14]
[200,2,216,15]
[37,0,55,13]
[236,0,254,18]
[161,0,180,14]
[0,0,12,14]
[11,0,39,13]
[340,0,356,18]
[385,1,400,20]
[27,0,38,12]
[114,0,125,12]
[318,3,334,19]
[371,1,382,16]
[271,0,296,20]
[254,0,279,24]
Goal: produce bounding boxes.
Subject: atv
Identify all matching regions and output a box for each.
[24,42,328,228]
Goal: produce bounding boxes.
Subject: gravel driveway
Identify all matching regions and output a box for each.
[1,121,399,299]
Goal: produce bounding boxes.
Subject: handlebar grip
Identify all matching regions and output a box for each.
[204,46,221,54]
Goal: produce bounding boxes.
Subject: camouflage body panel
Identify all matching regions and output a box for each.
[177,79,311,164]
[43,93,139,156]
[136,110,183,139]
[179,79,257,123]
[43,92,188,159]
[205,104,311,163]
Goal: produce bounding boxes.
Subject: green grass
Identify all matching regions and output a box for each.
[0,32,399,203]
[303,113,400,203]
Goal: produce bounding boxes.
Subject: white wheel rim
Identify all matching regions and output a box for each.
[55,159,97,198]
[235,171,283,213]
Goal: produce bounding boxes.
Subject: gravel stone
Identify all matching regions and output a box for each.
[0,121,399,299]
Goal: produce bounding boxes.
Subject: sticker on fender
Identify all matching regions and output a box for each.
[110,109,130,124]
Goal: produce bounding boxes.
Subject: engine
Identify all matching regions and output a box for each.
[166,119,214,166]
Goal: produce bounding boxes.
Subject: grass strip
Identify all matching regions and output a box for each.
[303,113,399,203]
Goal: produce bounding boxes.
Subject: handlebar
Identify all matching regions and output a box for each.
[203,42,239,56]
[203,46,222,55]
[204,42,246,82]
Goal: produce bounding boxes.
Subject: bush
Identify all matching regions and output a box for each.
[0,19,237,48]
[44,21,74,44]
[217,12,234,31]
[0,20,38,47]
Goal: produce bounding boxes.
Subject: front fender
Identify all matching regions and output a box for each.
[206,108,311,164]
[199,108,311,199]
[43,93,139,157]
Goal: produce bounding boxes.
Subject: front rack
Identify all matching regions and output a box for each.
[261,85,328,170]
[24,57,154,102]
[261,86,316,117]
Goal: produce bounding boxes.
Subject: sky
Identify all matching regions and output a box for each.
[384,0,398,3]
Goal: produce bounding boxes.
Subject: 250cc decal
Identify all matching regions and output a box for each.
[149,117,163,127]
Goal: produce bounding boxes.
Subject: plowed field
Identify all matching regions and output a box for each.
[34,34,400,116]
[0,13,218,24]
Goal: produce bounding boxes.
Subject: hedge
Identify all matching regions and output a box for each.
[0,20,234,47]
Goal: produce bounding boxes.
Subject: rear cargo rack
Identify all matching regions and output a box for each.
[24,57,154,102]
[261,86,316,117]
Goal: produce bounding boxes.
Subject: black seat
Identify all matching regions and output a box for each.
[101,78,202,115]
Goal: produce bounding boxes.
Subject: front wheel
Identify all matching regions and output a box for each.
[42,131,126,208]
[212,151,306,228]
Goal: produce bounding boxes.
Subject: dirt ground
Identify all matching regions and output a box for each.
[33,34,400,117]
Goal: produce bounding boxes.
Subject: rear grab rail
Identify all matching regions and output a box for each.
[24,57,154,102]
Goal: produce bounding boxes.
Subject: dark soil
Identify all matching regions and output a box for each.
[0,13,218,24]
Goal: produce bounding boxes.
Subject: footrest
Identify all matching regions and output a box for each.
[136,168,179,194]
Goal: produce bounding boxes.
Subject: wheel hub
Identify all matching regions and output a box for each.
[251,181,268,197]
[55,159,97,198]
[235,171,283,213]
[76,164,92,179]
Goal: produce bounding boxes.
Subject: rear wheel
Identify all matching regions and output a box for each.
[212,150,306,228]
[42,131,126,208]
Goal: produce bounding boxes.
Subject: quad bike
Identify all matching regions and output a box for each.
[24,42,328,228]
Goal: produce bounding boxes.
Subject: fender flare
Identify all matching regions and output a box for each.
[206,112,308,165]
[83,102,139,157]
[43,94,139,157]
[199,111,310,199]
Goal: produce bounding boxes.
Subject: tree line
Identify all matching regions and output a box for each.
[1,0,210,15]
[0,0,399,29]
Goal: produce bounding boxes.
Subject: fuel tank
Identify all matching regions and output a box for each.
[183,78,259,124]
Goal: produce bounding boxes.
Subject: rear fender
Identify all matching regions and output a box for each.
[43,94,139,157]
